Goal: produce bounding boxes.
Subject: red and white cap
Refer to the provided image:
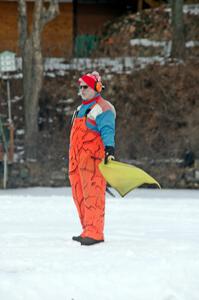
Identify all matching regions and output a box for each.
[78,71,102,90]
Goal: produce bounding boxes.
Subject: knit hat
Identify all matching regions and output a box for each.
[78,71,102,91]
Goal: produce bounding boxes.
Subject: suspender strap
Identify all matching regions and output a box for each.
[85,102,97,117]
[72,102,97,124]
[85,108,91,116]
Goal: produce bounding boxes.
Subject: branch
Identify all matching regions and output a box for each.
[18,0,28,49]
[41,0,60,29]
[32,0,43,38]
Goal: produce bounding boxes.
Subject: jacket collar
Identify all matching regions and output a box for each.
[82,94,100,105]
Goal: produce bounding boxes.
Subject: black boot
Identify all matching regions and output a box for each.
[81,237,104,246]
[72,235,83,243]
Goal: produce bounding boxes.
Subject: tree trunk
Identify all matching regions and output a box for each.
[22,37,43,160]
[18,0,59,161]
[171,0,185,59]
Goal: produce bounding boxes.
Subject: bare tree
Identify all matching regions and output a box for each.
[18,0,59,160]
[171,0,185,59]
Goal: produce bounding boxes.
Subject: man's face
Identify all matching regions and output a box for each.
[79,83,97,100]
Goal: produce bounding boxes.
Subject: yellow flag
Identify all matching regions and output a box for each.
[99,160,161,197]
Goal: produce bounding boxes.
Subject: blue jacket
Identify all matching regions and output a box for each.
[76,95,116,147]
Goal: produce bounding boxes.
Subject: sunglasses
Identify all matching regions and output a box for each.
[80,85,88,90]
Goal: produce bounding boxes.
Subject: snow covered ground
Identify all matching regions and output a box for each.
[0,187,199,300]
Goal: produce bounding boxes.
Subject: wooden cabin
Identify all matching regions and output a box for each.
[0,0,73,57]
[0,0,161,57]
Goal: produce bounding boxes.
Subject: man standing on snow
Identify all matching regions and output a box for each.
[69,71,116,246]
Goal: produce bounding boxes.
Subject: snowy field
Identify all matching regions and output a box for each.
[0,187,199,300]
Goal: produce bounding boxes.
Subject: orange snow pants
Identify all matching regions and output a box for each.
[69,116,106,240]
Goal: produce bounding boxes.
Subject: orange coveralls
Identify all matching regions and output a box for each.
[69,110,106,240]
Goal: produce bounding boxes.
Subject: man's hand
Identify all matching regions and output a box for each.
[104,146,115,164]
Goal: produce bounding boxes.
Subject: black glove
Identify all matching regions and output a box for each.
[104,146,115,164]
